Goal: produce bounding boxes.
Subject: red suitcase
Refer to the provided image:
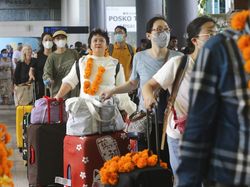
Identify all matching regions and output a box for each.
[63,131,130,187]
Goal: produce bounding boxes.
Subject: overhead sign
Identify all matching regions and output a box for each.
[106,6,136,32]
[44,26,89,34]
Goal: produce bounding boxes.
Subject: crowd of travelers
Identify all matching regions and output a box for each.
[2,9,250,187]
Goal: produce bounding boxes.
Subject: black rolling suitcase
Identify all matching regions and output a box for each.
[106,106,173,187]
[22,112,31,161]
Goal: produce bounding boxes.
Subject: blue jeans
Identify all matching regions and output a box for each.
[167,135,180,176]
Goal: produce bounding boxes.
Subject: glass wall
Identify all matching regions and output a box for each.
[105,0,137,48]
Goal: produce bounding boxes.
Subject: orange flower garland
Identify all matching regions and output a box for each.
[231,10,250,88]
[0,124,13,187]
[100,149,168,185]
[231,10,250,31]
[83,57,106,95]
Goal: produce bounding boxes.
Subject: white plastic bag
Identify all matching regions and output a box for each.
[65,96,125,136]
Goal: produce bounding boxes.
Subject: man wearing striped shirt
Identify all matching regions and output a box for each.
[176,30,250,187]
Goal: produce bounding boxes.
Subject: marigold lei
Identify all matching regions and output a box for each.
[83,57,106,95]
[0,124,14,187]
[100,149,168,185]
[231,10,250,88]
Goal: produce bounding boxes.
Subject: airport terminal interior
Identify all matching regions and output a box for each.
[0,0,249,186]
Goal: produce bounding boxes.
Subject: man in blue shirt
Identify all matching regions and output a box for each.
[176,28,250,186]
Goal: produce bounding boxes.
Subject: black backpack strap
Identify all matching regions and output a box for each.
[114,62,120,85]
[108,44,114,56]
[127,44,134,57]
[75,60,80,90]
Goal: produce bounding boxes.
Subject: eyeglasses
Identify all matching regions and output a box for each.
[197,31,218,38]
[151,27,171,33]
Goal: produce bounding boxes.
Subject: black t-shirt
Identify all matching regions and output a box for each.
[36,51,48,81]
[14,58,37,85]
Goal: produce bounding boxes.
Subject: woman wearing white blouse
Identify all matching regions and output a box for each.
[54,28,136,115]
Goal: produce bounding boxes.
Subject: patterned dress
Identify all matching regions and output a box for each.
[0,58,13,104]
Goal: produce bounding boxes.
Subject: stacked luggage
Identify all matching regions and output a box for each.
[58,97,130,187]
[27,97,66,187]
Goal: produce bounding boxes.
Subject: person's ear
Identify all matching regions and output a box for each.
[191,37,198,46]
[146,33,151,40]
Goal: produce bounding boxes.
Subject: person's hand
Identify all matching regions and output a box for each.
[54,95,60,101]
[100,89,114,100]
[43,79,53,87]
[144,95,157,111]
[29,74,35,82]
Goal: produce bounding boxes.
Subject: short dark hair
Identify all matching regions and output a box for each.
[75,41,82,48]
[146,16,168,33]
[1,49,7,54]
[88,28,110,49]
[170,35,178,40]
[114,25,127,35]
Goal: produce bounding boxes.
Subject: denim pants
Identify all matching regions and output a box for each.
[167,135,180,176]
[204,182,250,187]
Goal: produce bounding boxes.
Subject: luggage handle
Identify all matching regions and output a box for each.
[29,145,35,164]
[43,96,64,124]
[146,105,160,164]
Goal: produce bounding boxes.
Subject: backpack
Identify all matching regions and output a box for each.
[109,43,134,57]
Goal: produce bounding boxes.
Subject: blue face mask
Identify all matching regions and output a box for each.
[114,34,124,43]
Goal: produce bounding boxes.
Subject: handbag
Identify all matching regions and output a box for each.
[14,82,35,106]
[65,96,125,136]
[126,111,147,134]
[30,97,67,124]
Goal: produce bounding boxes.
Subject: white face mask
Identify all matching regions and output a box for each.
[152,31,170,48]
[197,38,207,50]
[55,39,67,48]
[2,53,8,58]
[43,41,53,49]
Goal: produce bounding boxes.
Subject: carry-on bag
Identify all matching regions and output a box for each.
[27,97,66,186]
[30,96,67,124]
[16,105,33,149]
[61,131,130,187]
[14,82,35,106]
[104,106,173,187]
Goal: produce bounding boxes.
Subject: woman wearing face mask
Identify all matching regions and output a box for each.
[33,32,55,98]
[101,16,182,162]
[0,49,13,104]
[43,30,79,98]
[142,16,217,179]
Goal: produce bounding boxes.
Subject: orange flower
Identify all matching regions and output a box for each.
[84,58,93,79]
[83,58,106,95]
[232,10,250,89]
[160,161,168,169]
[243,46,250,61]
[237,35,250,51]
[100,149,168,185]
[0,124,13,186]
[147,155,158,166]
[248,80,250,89]
[136,157,148,168]
[244,60,250,73]
[231,10,250,31]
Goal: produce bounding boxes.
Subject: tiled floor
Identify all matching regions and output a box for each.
[0,105,29,187]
